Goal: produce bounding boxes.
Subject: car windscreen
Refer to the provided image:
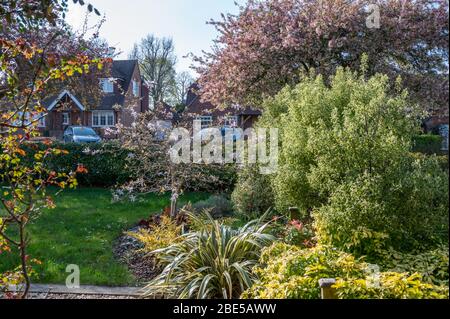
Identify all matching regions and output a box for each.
[73,127,97,136]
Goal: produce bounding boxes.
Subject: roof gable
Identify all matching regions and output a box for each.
[111,60,138,92]
[47,90,85,111]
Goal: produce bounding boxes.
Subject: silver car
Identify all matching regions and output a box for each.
[63,126,102,144]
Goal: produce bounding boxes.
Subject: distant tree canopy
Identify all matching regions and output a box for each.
[172,71,195,106]
[194,0,449,115]
[130,35,195,108]
[130,34,178,107]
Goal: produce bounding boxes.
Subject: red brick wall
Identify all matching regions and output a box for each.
[119,63,144,127]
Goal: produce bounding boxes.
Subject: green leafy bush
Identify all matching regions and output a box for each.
[258,64,448,251]
[22,143,237,191]
[314,155,449,253]
[192,195,233,218]
[413,134,443,155]
[378,246,449,286]
[142,212,275,299]
[231,165,275,220]
[284,220,316,247]
[333,272,448,299]
[22,141,132,187]
[242,243,449,299]
[186,164,237,193]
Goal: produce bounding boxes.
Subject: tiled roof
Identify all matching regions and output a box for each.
[111,60,138,92]
[43,60,138,111]
[98,60,138,110]
[185,82,262,117]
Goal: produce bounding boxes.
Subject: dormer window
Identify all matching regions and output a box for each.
[133,80,139,97]
[100,78,114,93]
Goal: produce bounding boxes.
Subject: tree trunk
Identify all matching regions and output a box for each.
[19,222,30,299]
[170,195,177,218]
[170,189,179,219]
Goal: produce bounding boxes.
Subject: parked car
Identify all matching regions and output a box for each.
[63,126,102,144]
[194,127,243,143]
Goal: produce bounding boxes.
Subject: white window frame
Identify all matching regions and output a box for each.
[100,78,114,93]
[14,111,31,127]
[62,112,70,125]
[132,80,139,97]
[14,112,46,127]
[224,115,238,127]
[92,111,115,127]
[37,113,46,127]
[196,116,213,129]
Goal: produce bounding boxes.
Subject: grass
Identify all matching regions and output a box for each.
[0,187,209,286]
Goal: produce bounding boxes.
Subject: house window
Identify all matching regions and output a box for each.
[224,116,238,127]
[92,111,114,127]
[37,113,46,127]
[132,80,139,97]
[14,112,46,127]
[62,112,70,125]
[196,116,213,129]
[14,112,31,126]
[100,78,114,93]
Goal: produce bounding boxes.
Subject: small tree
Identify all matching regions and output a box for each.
[1,0,105,298]
[109,110,191,218]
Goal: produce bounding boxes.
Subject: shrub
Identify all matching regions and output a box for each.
[142,212,275,299]
[242,243,449,299]
[231,165,275,220]
[378,246,449,286]
[23,141,132,187]
[284,220,316,248]
[264,66,420,214]
[333,272,449,299]
[22,143,237,191]
[413,134,443,155]
[186,164,237,193]
[192,195,233,218]
[314,155,449,253]
[129,215,183,255]
[258,65,448,252]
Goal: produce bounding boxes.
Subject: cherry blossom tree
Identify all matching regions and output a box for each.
[108,107,231,219]
[193,0,448,116]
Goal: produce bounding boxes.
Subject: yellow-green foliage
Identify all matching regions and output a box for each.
[129,216,182,253]
[334,273,448,299]
[379,246,449,286]
[242,243,449,299]
[259,65,448,252]
[142,212,275,299]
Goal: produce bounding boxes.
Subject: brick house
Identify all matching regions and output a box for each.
[182,83,261,130]
[38,60,149,139]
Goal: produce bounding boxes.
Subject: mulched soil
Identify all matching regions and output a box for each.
[113,226,162,283]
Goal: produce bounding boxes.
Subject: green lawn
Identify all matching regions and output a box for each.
[0,188,209,286]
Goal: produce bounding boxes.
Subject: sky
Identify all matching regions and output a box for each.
[66,0,241,75]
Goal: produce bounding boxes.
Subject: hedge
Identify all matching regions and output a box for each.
[21,142,132,187]
[20,142,237,191]
[413,134,444,155]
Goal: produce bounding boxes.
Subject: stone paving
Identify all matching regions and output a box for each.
[7,284,143,299]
